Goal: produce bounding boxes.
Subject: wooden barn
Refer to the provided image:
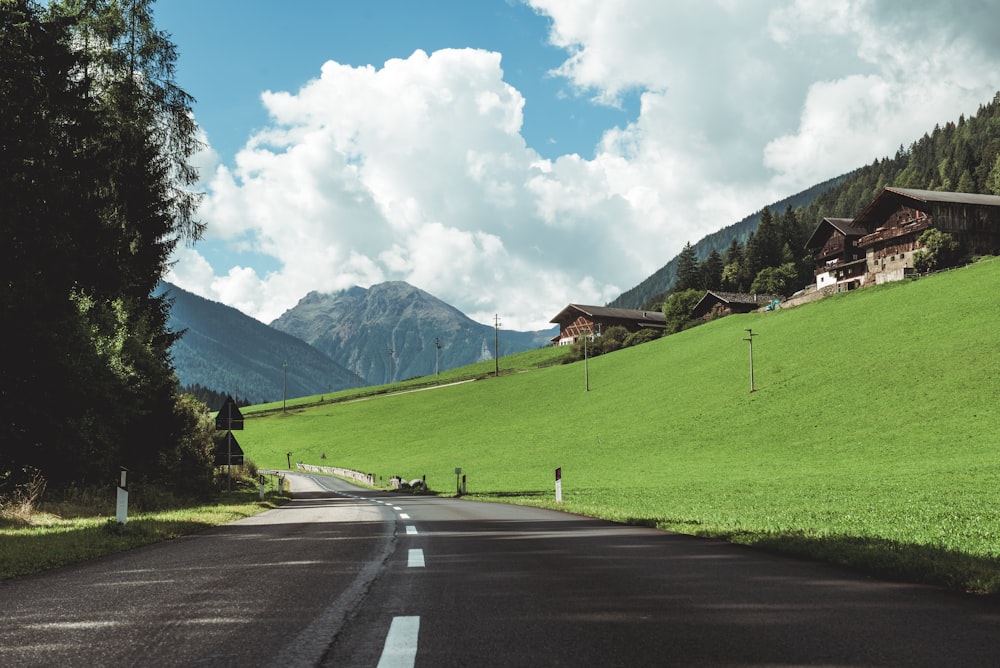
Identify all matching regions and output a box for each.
[550,304,666,346]
[809,187,1000,288]
[852,188,1000,284]
[690,291,783,321]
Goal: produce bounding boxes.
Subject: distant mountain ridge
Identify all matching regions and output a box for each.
[609,175,846,309]
[160,282,364,404]
[612,91,1000,309]
[270,281,557,385]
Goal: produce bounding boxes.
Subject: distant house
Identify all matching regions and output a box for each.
[809,188,1000,288]
[690,291,783,321]
[550,304,666,346]
[806,217,868,292]
[853,187,1000,284]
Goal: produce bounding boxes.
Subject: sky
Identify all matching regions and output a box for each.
[157,0,1000,330]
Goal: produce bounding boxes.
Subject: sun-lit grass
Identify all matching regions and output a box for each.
[0,487,287,580]
[244,344,570,415]
[238,259,1000,593]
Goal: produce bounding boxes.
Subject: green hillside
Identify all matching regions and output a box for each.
[611,91,1000,310]
[239,260,1000,593]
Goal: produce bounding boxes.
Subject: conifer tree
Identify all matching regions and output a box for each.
[1,0,208,489]
[699,249,724,291]
[673,242,701,292]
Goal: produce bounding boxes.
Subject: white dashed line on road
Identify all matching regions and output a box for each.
[407,549,425,568]
[406,525,418,535]
[377,616,420,667]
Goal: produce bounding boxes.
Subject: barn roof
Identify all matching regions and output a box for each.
[696,291,783,307]
[550,304,666,326]
[854,187,1000,229]
[806,217,866,249]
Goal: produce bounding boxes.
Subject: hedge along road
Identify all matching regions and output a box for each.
[1,474,998,667]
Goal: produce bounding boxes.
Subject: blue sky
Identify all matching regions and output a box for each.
[157,1,1000,329]
[158,1,637,162]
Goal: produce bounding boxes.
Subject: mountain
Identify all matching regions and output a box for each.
[159,282,364,404]
[608,176,846,309]
[270,281,557,385]
[611,91,1000,310]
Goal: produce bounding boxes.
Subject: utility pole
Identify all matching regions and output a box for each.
[434,337,442,376]
[743,329,757,393]
[583,326,592,392]
[388,346,394,384]
[282,361,287,412]
[494,314,501,377]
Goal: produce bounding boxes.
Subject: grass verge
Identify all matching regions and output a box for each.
[0,487,287,581]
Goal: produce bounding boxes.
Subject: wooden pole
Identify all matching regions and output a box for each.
[743,328,756,393]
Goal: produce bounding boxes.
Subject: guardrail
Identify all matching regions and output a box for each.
[296,463,376,486]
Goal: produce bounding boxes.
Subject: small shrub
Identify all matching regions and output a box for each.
[623,328,661,347]
[0,467,47,523]
[914,229,960,272]
[103,518,128,535]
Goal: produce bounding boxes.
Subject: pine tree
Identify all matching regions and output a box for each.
[699,249,724,291]
[0,0,120,484]
[744,212,771,279]
[1,0,207,488]
[723,238,743,267]
[56,0,205,484]
[673,242,700,292]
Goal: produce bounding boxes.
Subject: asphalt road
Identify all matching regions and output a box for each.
[1,473,997,667]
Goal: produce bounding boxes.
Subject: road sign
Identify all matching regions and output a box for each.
[214,432,244,466]
[215,395,245,431]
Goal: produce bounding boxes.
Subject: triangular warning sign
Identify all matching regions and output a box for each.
[214,395,244,431]
[213,432,244,466]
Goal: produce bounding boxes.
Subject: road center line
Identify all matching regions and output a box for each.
[377,616,420,668]
[399,513,410,519]
[406,525,418,535]
[407,549,425,568]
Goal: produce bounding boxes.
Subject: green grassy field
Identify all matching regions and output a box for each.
[240,259,1000,593]
[0,488,286,580]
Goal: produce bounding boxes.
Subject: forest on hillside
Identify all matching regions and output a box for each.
[613,91,1000,312]
[1,1,217,498]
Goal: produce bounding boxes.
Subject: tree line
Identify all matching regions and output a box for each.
[179,385,253,414]
[654,204,814,333]
[1,0,216,498]
[648,91,1000,334]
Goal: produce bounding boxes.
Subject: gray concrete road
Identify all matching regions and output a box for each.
[1,474,998,667]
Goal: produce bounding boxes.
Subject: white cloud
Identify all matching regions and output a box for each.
[171,2,1000,330]
[761,0,1000,191]
[172,48,601,329]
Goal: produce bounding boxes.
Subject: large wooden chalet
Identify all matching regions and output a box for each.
[550,304,666,346]
[806,217,868,292]
[807,187,1000,291]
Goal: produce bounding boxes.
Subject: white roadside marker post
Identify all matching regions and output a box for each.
[116,466,128,524]
[555,467,562,503]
